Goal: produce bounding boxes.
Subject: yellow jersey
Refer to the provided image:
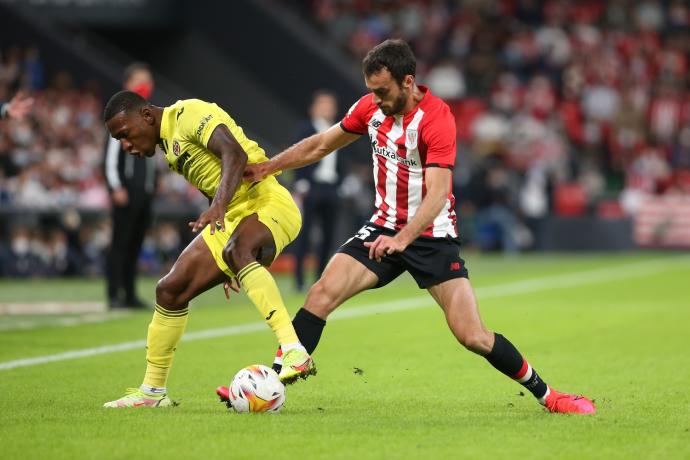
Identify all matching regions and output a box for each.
[159,99,269,204]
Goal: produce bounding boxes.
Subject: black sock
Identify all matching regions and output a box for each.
[485,333,548,400]
[272,308,326,373]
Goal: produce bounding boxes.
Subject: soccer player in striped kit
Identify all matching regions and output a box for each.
[226,39,594,414]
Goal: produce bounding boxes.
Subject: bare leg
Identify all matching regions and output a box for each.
[426,277,494,355]
[304,253,379,320]
[155,234,227,310]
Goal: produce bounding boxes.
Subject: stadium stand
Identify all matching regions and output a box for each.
[1,0,689,280]
[292,0,690,248]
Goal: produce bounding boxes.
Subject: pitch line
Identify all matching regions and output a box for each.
[0,302,106,315]
[0,256,686,371]
[0,311,132,332]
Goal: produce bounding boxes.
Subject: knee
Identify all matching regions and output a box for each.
[155,274,186,310]
[456,329,494,355]
[222,238,255,273]
[256,244,275,266]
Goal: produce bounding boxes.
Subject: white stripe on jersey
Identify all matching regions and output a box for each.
[405,110,425,222]
[432,198,458,238]
[380,115,405,229]
[370,109,385,222]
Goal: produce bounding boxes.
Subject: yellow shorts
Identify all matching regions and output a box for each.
[202,176,302,277]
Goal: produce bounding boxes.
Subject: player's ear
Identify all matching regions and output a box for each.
[403,75,414,90]
[140,105,154,125]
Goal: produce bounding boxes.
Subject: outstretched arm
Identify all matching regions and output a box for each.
[244,124,360,182]
[189,124,247,234]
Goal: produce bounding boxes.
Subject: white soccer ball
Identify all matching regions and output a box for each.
[229,364,285,413]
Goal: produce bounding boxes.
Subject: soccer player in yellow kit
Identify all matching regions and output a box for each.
[102,91,315,408]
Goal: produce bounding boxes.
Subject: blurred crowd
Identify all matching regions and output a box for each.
[0,208,189,278]
[4,1,690,277]
[0,71,107,210]
[300,0,690,250]
[0,45,200,277]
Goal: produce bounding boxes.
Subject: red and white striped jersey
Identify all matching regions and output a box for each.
[340,85,458,238]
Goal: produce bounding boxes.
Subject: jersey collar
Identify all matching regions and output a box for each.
[158,106,173,151]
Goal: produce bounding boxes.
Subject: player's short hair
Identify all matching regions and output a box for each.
[103,90,147,122]
[362,39,416,85]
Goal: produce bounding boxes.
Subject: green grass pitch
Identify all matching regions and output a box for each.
[1,252,689,459]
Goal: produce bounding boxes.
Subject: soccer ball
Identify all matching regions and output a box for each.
[228,364,285,413]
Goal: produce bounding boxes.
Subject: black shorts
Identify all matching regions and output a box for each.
[337,222,469,289]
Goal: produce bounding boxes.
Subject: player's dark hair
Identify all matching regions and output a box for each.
[362,39,416,85]
[123,62,151,84]
[103,90,147,122]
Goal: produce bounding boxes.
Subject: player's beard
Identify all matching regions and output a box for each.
[381,89,408,116]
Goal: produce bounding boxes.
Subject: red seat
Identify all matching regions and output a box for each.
[597,200,624,219]
[554,183,587,216]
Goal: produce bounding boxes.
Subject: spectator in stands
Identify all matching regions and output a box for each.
[5,226,38,277]
[425,59,465,100]
[0,91,33,121]
[103,62,157,309]
[673,123,690,170]
[466,156,524,253]
[292,90,343,291]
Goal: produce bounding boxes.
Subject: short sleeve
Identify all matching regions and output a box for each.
[422,106,456,168]
[181,100,226,148]
[340,95,371,135]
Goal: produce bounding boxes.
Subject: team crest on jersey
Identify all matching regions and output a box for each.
[405,129,418,149]
[172,140,181,156]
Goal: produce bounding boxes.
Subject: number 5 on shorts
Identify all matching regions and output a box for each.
[343,225,376,246]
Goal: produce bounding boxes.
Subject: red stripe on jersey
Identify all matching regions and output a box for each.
[448,194,458,232]
[512,359,530,380]
[394,126,410,225]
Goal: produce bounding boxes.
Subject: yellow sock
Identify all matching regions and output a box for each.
[237,261,299,345]
[142,304,189,389]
